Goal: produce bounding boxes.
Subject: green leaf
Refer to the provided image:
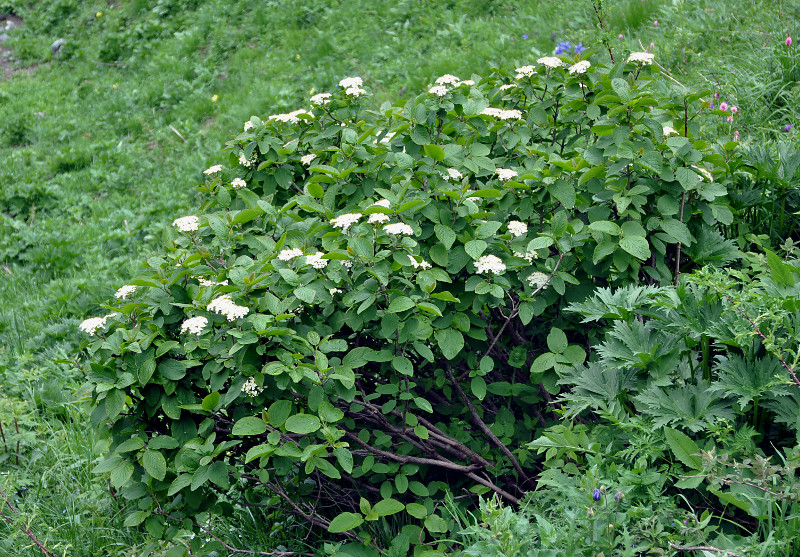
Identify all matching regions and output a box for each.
[424,514,449,533]
[333,447,354,474]
[766,250,796,286]
[611,78,632,103]
[124,510,150,527]
[201,392,220,411]
[392,355,414,376]
[307,182,325,198]
[660,218,694,245]
[434,224,456,250]
[328,512,364,533]
[435,328,464,360]
[471,376,487,400]
[464,239,487,260]
[294,286,317,304]
[388,296,416,313]
[232,207,263,225]
[548,180,576,209]
[423,144,445,161]
[676,167,700,190]
[168,473,193,496]
[232,416,267,436]
[406,502,428,519]
[546,328,568,354]
[116,437,145,453]
[142,450,167,481]
[530,352,556,375]
[105,388,126,420]
[267,400,292,427]
[588,220,620,235]
[285,414,321,434]
[619,236,651,260]
[664,427,702,470]
[373,498,405,516]
[110,461,134,488]
[414,397,433,413]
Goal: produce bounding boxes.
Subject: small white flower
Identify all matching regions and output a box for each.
[627,52,655,65]
[79,314,117,335]
[300,154,317,166]
[181,316,208,335]
[458,79,475,86]
[341,259,353,269]
[371,199,391,208]
[409,257,432,270]
[514,250,538,263]
[231,178,247,189]
[383,222,414,236]
[368,213,390,224]
[243,121,254,132]
[269,109,311,124]
[496,168,518,182]
[537,56,564,68]
[329,288,343,295]
[475,254,506,275]
[499,84,517,91]
[242,377,263,397]
[662,125,678,137]
[568,60,591,75]
[466,196,481,203]
[481,107,523,120]
[339,76,363,88]
[204,165,222,176]
[115,285,137,300]
[207,295,249,322]
[446,168,463,181]
[278,248,304,261]
[345,86,367,97]
[305,252,329,269]
[482,107,504,118]
[527,271,550,289]
[330,213,361,231]
[435,74,460,85]
[173,215,200,232]
[515,65,536,78]
[429,85,449,97]
[197,278,228,287]
[310,92,332,105]
[239,152,258,167]
[507,221,528,237]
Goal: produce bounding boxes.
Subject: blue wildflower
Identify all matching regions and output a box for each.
[555,41,572,55]
[574,42,586,55]
[592,488,603,501]
[522,34,529,40]
[785,124,793,132]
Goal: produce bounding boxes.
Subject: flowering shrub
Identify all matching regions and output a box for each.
[83,52,741,553]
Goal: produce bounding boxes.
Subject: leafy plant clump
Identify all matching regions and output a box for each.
[83,51,743,554]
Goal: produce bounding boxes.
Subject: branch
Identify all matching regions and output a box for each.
[669,542,742,556]
[344,432,482,473]
[0,490,56,557]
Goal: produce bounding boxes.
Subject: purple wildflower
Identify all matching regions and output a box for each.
[522,34,529,40]
[555,41,572,55]
[574,42,586,55]
[592,488,603,501]
[785,124,793,131]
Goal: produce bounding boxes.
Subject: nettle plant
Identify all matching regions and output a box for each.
[83,53,741,554]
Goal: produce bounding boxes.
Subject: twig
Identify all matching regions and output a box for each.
[168,124,186,142]
[0,489,56,557]
[669,542,741,556]
[344,431,481,473]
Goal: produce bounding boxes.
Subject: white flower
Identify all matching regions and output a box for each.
[538,56,564,68]
[515,65,536,78]
[239,152,257,167]
[475,254,506,275]
[278,248,304,261]
[692,165,714,182]
[527,271,550,289]
[231,178,247,189]
[269,109,311,124]
[569,60,591,75]
[507,221,528,237]
[330,213,361,231]
[79,313,117,335]
[204,165,222,175]
[339,76,363,88]
[383,222,414,236]
[207,295,249,322]
[173,215,200,232]
[409,257,432,270]
[499,84,517,91]
[243,121,254,132]
[429,85,449,97]
[458,80,475,86]
[446,168,463,181]
[662,125,678,137]
[627,52,655,65]
[482,107,504,118]
[242,377,263,397]
[197,278,228,287]
[341,259,353,269]
[368,212,390,224]
[513,250,538,263]
[310,92,332,105]
[181,316,208,335]
[305,252,329,269]
[300,154,317,166]
[496,168,518,182]
[345,86,367,97]
[371,199,391,208]
[115,285,137,300]
[329,288,343,295]
[481,107,523,120]
[435,74,460,85]
[466,196,481,203]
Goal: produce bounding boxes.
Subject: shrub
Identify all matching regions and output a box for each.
[83,51,743,554]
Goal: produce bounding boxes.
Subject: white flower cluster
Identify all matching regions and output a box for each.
[627,52,655,65]
[368,213,390,224]
[445,168,463,181]
[115,285,137,300]
[243,121,254,132]
[305,252,329,269]
[79,314,117,335]
[481,107,524,120]
[514,250,538,263]
[384,222,414,236]
[173,215,200,232]
[239,152,258,167]
[527,271,550,289]
[435,74,461,85]
[371,199,391,208]
[269,109,312,124]
[341,259,353,269]
[339,76,363,88]
[537,56,564,68]
[278,248,304,261]
[207,295,249,322]
[204,165,222,176]
[310,92,331,105]
[330,213,361,231]
[569,61,591,75]
[499,84,517,91]
[475,254,506,275]
[329,288,343,295]
[300,154,316,166]
[496,168,518,182]
[180,315,208,335]
[197,278,228,287]
[515,65,536,78]
[345,86,367,97]
[231,178,247,189]
[429,85,449,97]
[662,125,678,137]
[409,257,432,270]
[459,79,475,86]
[242,376,263,397]
[507,221,528,237]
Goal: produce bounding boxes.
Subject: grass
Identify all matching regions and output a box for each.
[0,0,798,554]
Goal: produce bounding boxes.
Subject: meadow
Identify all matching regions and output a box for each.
[1,0,799,555]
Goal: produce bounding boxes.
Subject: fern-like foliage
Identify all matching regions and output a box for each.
[709,354,782,410]
[556,361,638,420]
[764,389,800,433]
[566,284,674,323]
[634,381,735,432]
[685,227,741,265]
[596,320,681,381]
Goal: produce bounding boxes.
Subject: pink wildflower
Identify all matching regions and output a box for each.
[720,102,728,111]
[727,115,734,122]
[734,130,740,141]
[787,36,793,47]
[618,34,623,39]
[730,106,738,114]
[653,20,658,27]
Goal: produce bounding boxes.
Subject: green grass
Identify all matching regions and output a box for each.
[0,0,798,554]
